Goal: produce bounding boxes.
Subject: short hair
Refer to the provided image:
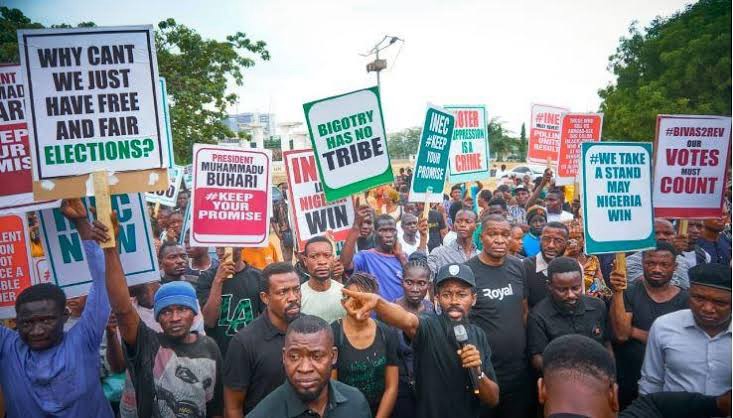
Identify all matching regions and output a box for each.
[158,241,183,259]
[16,283,67,315]
[304,236,333,256]
[374,214,396,229]
[478,189,493,202]
[403,258,432,281]
[286,314,334,345]
[488,197,508,211]
[543,334,616,382]
[546,188,563,198]
[450,184,463,194]
[481,214,510,230]
[455,208,477,221]
[542,221,569,237]
[400,212,418,223]
[642,240,678,259]
[496,185,510,193]
[547,257,582,282]
[261,262,297,293]
[345,272,379,294]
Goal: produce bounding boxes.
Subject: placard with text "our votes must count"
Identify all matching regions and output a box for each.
[191,144,271,247]
[303,87,394,202]
[18,26,169,180]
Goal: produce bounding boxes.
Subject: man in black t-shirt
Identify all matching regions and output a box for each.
[608,242,689,409]
[465,214,533,418]
[523,222,569,308]
[196,247,263,354]
[527,257,611,372]
[223,262,302,416]
[539,334,727,418]
[342,263,500,418]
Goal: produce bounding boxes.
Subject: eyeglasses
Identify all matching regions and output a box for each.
[438,291,471,300]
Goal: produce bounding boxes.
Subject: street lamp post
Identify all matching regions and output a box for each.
[363,35,403,91]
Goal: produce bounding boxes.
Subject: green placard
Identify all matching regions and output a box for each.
[303,86,393,202]
[581,142,656,254]
[409,105,455,202]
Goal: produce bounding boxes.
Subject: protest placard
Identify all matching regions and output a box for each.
[18,26,169,180]
[444,105,489,183]
[191,144,271,247]
[38,192,159,298]
[179,201,191,245]
[146,165,183,207]
[303,87,393,202]
[183,164,193,189]
[556,113,603,185]
[528,104,569,165]
[581,142,655,254]
[283,149,355,252]
[652,115,732,219]
[0,214,33,318]
[410,105,455,203]
[0,64,59,214]
[160,77,175,168]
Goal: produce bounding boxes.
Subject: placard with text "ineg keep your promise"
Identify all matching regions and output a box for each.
[18,26,169,180]
[303,87,393,202]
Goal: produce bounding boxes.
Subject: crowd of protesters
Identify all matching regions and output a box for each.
[0,165,730,418]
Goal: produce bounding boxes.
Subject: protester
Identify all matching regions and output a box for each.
[63,294,87,331]
[129,280,206,334]
[523,205,547,257]
[159,241,196,284]
[698,211,732,265]
[476,189,493,218]
[527,257,612,372]
[196,247,263,354]
[608,242,690,409]
[524,221,569,308]
[639,263,731,396]
[508,185,528,224]
[356,206,377,251]
[341,204,406,302]
[164,211,184,242]
[380,187,402,221]
[224,262,302,416]
[465,214,533,418]
[0,199,114,418]
[508,225,525,258]
[240,237,283,270]
[564,223,608,296]
[538,334,730,418]
[342,263,500,418]
[679,220,712,267]
[184,236,219,278]
[398,212,427,256]
[300,236,346,323]
[426,202,449,252]
[331,273,399,417]
[626,218,691,289]
[247,315,371,418]
[428,209,480,276]
[106,247,224,417]
[544,189,574,223]
[176,189,189,213]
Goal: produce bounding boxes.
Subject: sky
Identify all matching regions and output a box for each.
[9,0,694,135]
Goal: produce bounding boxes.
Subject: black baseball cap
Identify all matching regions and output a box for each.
[689,263,732,291]
[435,264,476,289]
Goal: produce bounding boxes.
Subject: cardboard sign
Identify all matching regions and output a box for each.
[556,113,603,185]
[38,192,159,297]
[303,87,393,202]
[528,103,569,165]
[0,65,59,214]
[0,214,34,318]
[445,105,489,183]
[146,165,183,207]
[191,144,271,246]
[283,149,355,252]
[652,115,732,218]
[18,26,168,180]
[581,142,655,254]
[183,164,193,189]
[410,105,455,203]
[160,77,175,168]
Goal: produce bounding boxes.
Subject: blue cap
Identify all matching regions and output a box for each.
[154,281,199,319]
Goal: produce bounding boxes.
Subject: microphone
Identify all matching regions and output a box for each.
[453,324,480,395]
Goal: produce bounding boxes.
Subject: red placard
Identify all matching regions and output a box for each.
[190,145,272,246]
[0,214,33,318]
[527,103,569,165]
[556,113,603,185]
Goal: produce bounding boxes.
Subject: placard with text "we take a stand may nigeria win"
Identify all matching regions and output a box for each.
[303,87,393,202]
[581,142,655,254]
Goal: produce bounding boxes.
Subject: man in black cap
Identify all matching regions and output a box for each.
[342,263,500,418]
[640,263,732,397]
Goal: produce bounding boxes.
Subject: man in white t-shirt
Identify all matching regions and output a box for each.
[300,236,346,323]
[544,189,574,223]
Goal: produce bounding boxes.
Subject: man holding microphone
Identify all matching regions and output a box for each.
[342,263,500,418]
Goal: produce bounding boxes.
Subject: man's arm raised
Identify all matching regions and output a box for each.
[340,198,372,271]
[103,221,141,347]
[341,287,419,339]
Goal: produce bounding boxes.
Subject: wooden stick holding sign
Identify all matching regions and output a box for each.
[153,201,161,219]
[92,171,116,249]
[614,253,627,290]
[678,220,688,237]
[422,187,433,221]
[224,247,234,278]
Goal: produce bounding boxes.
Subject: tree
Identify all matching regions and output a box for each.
[387,127,421,159]
[518,122,527,161]
[0,8,270,164]
[487,117,517,161]
[598,0,731,140]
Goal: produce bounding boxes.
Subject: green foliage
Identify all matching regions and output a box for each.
[518,122,527,161]
[487,117,518,161]
[598,0,731,140]
[0,9,269,164]
[387,127,421,158]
